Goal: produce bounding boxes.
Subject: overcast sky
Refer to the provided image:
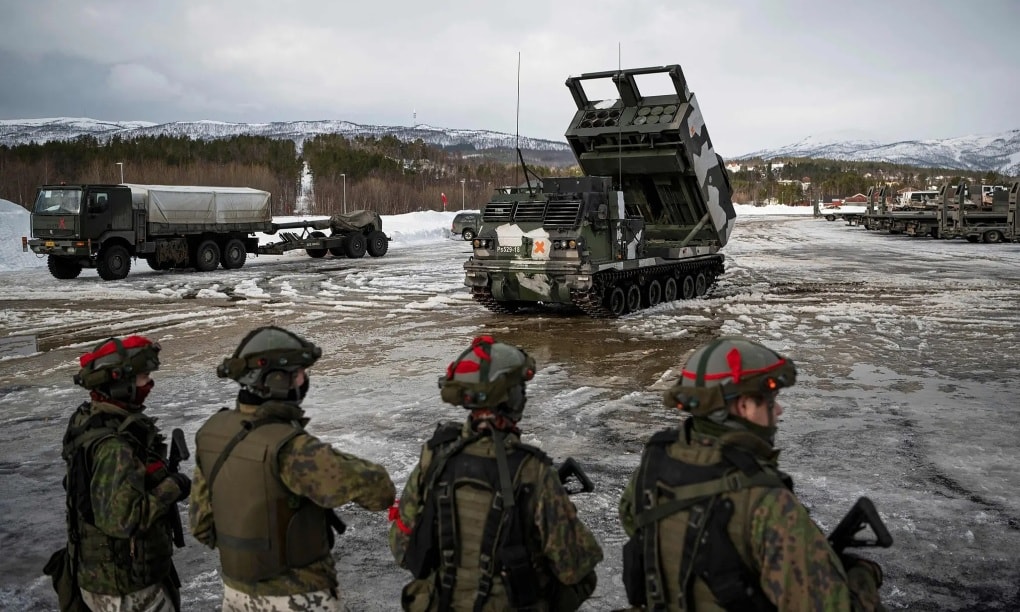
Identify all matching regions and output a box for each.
[1,0,1017,156]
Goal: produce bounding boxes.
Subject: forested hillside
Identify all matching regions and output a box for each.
[0,135,568,215]
[2,135,1012,213]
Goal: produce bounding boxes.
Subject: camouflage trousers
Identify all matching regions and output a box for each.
[79,583,175,612]
[222,583,340,611]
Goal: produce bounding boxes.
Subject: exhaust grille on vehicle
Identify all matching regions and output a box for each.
[513,202,546,222]
[483,203,514,222]
[543,201,582,228]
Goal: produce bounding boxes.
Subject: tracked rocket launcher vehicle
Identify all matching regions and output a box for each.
[463,64,736,317]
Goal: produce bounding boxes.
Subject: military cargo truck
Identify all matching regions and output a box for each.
[463,64,735,317]
[24,183,388,280]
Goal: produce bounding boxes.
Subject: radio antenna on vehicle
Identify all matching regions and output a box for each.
[514,52,537,196]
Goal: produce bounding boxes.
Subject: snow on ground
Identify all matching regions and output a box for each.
[2,203,1019,610]
[0,199,47,271]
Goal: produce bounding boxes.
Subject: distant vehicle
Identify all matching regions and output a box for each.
[451,212,482,240]
[24,184,389,281]
[898,190,939,208]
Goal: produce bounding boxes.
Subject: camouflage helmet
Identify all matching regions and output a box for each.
[439,336,536,421]
[217,326,321,400]
[663,336,796,419]
[74,335,161,402]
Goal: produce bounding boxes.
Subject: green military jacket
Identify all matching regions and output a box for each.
[63,400,182,595]
[190,400,395,598]
[619,420,883,612]
[390,419,603,612]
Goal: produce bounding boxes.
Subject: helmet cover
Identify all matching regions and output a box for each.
[217,326,321,400]
[438,336,535,421]
[663,336,796,418]
[74,335,161,403]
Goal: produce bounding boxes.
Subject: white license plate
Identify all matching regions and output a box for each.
[496,246,518,253]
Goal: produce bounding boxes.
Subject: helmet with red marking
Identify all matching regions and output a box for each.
[74,335,161,403]
[438,336,536,421]
[663,336,796,419]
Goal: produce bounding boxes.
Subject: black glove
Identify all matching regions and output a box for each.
[167,472,191,502]
[841,553,883,587]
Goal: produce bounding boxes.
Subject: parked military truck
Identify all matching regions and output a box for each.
[463,64,735,317]
[24,183,388,280]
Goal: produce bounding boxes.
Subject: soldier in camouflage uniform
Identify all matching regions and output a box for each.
[618,336,885,612]
[389,336,603,612]
[189,326,395,612]
[60,335,190,612]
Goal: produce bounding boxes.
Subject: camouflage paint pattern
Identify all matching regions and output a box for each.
[390,419,603,610]
[189,403,395,601]
[80,583,175,612]
[221,584,340,612]
[464,65,732,314]
[71,400,182,597]
[619,427,883,611]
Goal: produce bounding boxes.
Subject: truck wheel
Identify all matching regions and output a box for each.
[681,275,696,299]
[462,229,475,241]
[663,277,678,302]
[97,245,131,281]
[47,255,82,280]
[194,240,221,271]
[625,285,642,313]
[145,256,162,271]
[646,279,662,307]
[345,233,367,258]
[983,230,1003,244]
[329,242,348,257]
[221,238,248,269]
[367,231,389,257]
[306,231,328,258]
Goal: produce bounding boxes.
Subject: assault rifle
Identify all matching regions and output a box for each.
[827,496,893,554]
[168,428,190,548]
[557,457,595,495]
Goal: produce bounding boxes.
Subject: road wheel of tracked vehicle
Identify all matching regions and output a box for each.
[48,255,82,280]
[663,277,678,302]
[306,231,328,258]
[193,240,221,271]
[694,272,708,297]
[367,231,389,257]
[983,230,1004,244]
[681,275,696,300]
[221,238,248,269]
[345,233,367,258]
[97,245,131,280]
[646,279,662,308]
[462,229,475,241]
[606,287,626,317]
[625,284,641,313]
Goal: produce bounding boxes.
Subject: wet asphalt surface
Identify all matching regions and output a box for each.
[1,216,1019,610]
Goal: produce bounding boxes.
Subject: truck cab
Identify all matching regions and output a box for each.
[28,184,139,279]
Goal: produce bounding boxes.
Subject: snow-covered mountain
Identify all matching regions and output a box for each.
[740,129,1020,176]
[0,117,571,154]
[2,117,1018,175]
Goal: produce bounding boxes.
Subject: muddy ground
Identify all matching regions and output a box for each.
[1,216,1019,610]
